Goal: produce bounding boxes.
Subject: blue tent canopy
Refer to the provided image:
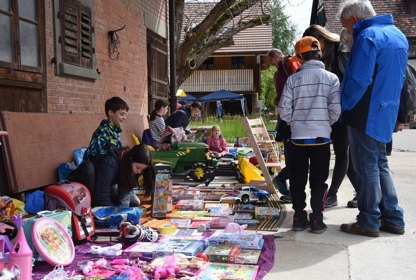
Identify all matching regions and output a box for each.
[199,89,247,115]
[178,93,199,102]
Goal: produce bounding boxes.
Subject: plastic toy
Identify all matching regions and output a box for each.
[153,255,181,280]
[236,186,270,204]
[151,142,245,185]
[89,243,122,256]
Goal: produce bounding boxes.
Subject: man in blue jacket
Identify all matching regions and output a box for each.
[337,0,407,237]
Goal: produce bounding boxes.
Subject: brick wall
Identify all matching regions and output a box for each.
[44,0,167,130]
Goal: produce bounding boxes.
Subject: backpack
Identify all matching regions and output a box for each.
[405,63,416,112]
[44,181,95,242]
[142,128,153,146]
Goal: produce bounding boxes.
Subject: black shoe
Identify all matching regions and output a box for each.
[292,211,310,231]
[272,176,290,196]
[325,195,338,208]
[309,213,327,234]
[347,195,358,208]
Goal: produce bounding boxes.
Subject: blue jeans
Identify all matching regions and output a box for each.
[348,126,404,231]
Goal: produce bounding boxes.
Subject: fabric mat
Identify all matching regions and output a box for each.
[31,232,276,280]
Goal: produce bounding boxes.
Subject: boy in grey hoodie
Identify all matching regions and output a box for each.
[278,36,341,234]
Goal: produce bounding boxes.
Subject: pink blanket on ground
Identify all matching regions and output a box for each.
[32,234,276,279]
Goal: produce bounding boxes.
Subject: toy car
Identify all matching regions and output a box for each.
[236,186,270,204]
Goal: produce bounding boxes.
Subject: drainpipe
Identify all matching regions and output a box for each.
[169,0,177,112]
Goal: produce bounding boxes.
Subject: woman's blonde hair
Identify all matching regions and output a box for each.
[303,24,340,43]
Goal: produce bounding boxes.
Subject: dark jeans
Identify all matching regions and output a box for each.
[328,121,357,196]
[277,139,292,182]
[289,143,330,216]
[275,115,292,183]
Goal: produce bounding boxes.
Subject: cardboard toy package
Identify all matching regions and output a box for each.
[152,164,172,218]
[153,239,205,258]
[203,244,241,263]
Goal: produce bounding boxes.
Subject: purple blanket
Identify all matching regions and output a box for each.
[32,234,275,279]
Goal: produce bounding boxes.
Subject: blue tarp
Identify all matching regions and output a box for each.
[178,93,199,102]
[199,89,247,115]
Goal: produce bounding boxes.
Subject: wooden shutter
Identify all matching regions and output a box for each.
[61,0,93,68]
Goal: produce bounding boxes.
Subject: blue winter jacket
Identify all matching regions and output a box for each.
[341,14,408,142]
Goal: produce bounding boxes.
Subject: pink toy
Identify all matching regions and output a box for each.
[8,227,33,280]
[31,217,75,266]
[153,254,181,280]
[224,222,247,233]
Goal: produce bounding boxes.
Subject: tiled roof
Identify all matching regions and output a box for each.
[318,0,416,38]
[183,1,272,55]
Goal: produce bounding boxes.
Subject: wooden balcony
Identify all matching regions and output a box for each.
[181,69,253,92]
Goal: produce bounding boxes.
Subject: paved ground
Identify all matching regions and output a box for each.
[206,129,416,280]
[262,129,416,280]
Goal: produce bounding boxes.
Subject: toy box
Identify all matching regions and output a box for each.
[123,242,161,258]
[153,239,205,258]
[234,219,260,226]
[203,244,241,263]
[152,164,172,218]
[206,205,231,217]
[23,210,72,254]
[210,217,234,228]
[206,232,238,246]
[175,200,204,211]
[172,189,202,202]
[232,234,264,250]
[169,218,191,228]
[234,249,261,264]
[254,206,280,219]
[233,212,253,220]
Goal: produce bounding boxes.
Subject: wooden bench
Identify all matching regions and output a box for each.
[0,111,146,196]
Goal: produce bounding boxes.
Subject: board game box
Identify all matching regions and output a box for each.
[203,244,241,263]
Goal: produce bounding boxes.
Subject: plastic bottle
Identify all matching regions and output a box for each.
[9,227,33,280]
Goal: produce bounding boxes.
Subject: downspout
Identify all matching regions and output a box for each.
[169,0,177,112]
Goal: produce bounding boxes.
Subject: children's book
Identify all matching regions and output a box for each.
[199,263,258,280]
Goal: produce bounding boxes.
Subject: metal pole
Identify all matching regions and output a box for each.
[169,0,177,112]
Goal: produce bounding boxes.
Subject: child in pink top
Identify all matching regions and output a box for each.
[206,125,228,158]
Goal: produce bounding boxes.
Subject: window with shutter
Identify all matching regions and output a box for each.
[53,0,97,80]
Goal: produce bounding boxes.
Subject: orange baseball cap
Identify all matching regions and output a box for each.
[293,36,321,62]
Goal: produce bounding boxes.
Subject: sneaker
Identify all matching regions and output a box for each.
[309,213,327,234]
[293,211,310,231]
[325,195,338,208]
[347,195,358,208]
[280,194,292,203]
[272,176,290,196]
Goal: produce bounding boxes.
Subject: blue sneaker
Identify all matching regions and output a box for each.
[280,195,292,203]
[272,176,290,196]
